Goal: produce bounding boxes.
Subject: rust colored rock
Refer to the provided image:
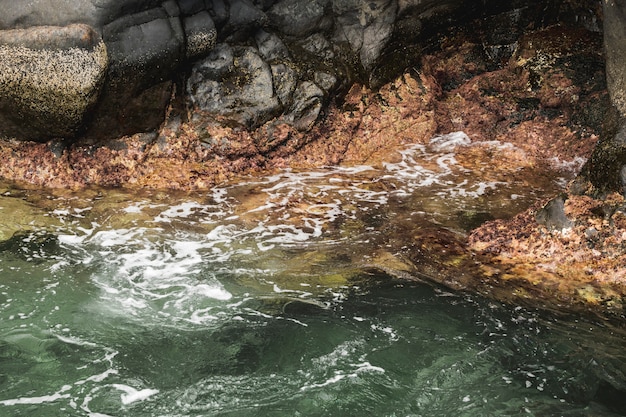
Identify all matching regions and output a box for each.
[0,24,604,190]
[469,193,626,316]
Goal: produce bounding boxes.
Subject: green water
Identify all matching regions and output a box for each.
[1,133,625,416]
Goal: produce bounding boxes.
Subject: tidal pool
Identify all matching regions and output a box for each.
[0,133,624,416]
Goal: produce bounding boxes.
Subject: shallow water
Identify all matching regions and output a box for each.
[1,133,625,416]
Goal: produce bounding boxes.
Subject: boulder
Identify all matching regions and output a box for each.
[331,0,398,72]
[605,0,626,117]
[0,0,217,143]
[267,0,330,37]
[187,44,281,128]
[0,24,108,140]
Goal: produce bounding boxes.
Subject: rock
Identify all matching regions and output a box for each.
[0,1,109,29]
[574,0,626,197]
[536,195,573,231]
[222,0,269,40]
[192,42,235,79]
[267,0,330,37]
[255,29,290,62]
[604,0,626,117]
[206,0,230,29]
[286,81,325,131]
[102,8,185,87]
[297,32,336,61]
[577,115,626,197]
[313,71,338,94]
[81,6,187,142]
[0,24,108,141]
[183,11,218,60]
[271,63,299,108]
[187,44,281,128]
[0,188,65,242]
[332,0,398,72]
[255,30,298,107]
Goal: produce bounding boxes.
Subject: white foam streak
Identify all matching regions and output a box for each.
[82,224,234,325]
[153,202,207,222]
[0,392,72,406]
[300,373,347,391]
[548,156,586,173]
[110,384,159,405]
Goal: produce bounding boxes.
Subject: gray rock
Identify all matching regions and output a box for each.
[0,0,161,30]
[605,0,626,117]
[574,0,626,196]
[297,33,335,61]
[332,0,397,71]
[183,11,217,59]
[83,5,187,141]
[0,0,221,142]
[271,63,299,107]
[187,44,281,128]
[286,81,325,131]
[102,8,184,83]
[178,0,206,15]
[193,43,235,79]
[255,29,290,62]
[578,115,626,197]
[255,30,298,106]
[223,0,269,39]
[314,71,338,94]
[206,0,230,29]
[267,0,330,37]
[536,195,573,231]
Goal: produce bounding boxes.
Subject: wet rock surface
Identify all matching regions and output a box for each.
[0,19,604,187]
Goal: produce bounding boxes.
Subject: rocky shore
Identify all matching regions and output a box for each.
[1,0,625,319]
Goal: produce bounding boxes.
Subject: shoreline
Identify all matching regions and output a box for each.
[0,25,623,319]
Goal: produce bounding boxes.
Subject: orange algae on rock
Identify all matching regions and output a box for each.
[0,24,603,190]
[469,193,626,315]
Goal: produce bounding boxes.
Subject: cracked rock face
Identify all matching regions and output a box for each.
[0,0,612,147]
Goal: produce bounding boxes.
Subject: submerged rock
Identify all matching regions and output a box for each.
[536,195,573,231]
[469,193,626,317]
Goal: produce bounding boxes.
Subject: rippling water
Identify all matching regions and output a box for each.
[1,133,624,416]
